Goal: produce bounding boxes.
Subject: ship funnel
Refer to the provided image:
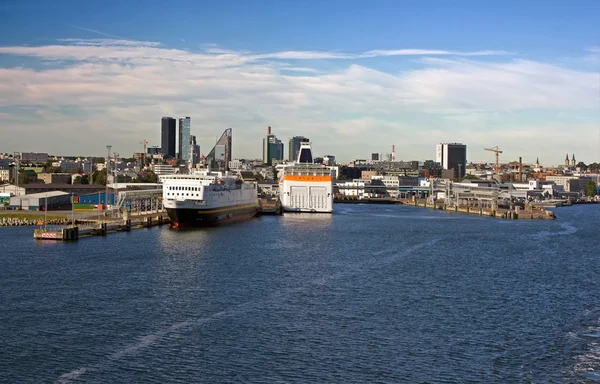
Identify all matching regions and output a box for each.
[297,142,313,163]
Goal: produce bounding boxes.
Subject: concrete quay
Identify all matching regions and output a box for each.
[397,199,556,220]
[258,197,283,215]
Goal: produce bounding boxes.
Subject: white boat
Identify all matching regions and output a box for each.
[279,142,333,213]
[160,170,259,228]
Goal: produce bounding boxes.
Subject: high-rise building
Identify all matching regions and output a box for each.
[263,126,284,165]
[288,136,309,162]
[178,117,191,162]
[161,117,176,159]
[435,143,467,178]
[206,128,232,171]
[190,135,200,167]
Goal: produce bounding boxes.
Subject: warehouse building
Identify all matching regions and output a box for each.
[9,191,71,210]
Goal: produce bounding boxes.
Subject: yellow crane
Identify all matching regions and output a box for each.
[484,146,503,175]
[140,139,148,167]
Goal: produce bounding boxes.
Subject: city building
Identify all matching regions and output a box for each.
[151,164,179,175]
[38,173,72,184]
[263,126,284,166]
[205,128,232,171]
[147,146,161,155]
[189,135,200,167]
[322,155,336,166]
[0,168,9,182]
[19,183,106,195]
[179,117,191,162]
[9,191,71,210]
[20,152,49,163]
[0,184,25,196]
[288,136,309,162]
[436,143,467,178]
[161,117,176,159]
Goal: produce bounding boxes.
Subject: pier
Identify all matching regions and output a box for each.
[32,213,171,241]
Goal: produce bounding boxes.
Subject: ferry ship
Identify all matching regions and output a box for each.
[160,170,259,228]
[279,142,334,213]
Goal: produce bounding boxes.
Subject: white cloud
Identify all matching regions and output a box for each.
[0,39,597,163]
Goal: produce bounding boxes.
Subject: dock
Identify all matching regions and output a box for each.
[258,197,283,215]
[396,198,555,220]
[335,197,555,220]
[33,213,171,241]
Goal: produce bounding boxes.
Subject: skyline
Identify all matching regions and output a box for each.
[0,0,599,164]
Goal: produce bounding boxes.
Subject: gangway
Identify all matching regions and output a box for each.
[112,189,163,216]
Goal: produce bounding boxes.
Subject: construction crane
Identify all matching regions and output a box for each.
[484,146,503,175]
[139,139,148,168]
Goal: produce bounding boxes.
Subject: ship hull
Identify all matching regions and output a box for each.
[166,203,259,228]
[282,206,333,213]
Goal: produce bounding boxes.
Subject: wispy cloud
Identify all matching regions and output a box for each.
[58,38,161,47]
[67,24,129,40]
[0,38,596,163]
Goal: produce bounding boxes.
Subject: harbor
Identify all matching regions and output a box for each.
[25,195,282,241]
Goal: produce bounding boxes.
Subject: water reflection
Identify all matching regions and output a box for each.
[281,213,333,229]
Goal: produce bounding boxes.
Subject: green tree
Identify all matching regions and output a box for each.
[17,172,29,185]
[92,169,107,185]
[585,180,597,197]
[134,171,158,183]
[576,161,588,170]
[73,176,82,184]
[117,175,133,183]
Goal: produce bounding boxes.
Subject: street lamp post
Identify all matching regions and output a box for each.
[106,145,112,218]
[71,193,74,227]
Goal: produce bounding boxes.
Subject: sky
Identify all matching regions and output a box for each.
[0,0,598,165]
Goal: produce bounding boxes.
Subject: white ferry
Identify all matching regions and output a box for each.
[160,170,259,228]
[279,142,334,213]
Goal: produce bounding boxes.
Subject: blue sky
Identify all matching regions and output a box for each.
[0,0,598,163]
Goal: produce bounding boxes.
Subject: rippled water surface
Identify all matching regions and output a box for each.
[1,204,600,383]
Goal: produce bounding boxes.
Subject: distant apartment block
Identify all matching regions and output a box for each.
[0,168,10,182]
[20,152,49,163]
[436,143,467,178]
[38,173,72,184]
[51,160,91,173]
